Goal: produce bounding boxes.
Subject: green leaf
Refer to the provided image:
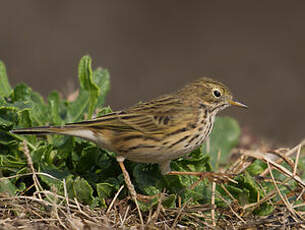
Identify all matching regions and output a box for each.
[0,130,17,146]
[12,84,33,102]
[47,91,63,125]
[133,164,162,195]
[203,116,241,167]
[253,202,274,216]
[226,172,261,205]
[66,89,90,122]
[78,55,99,119]
[39,163,70,191]
[93,67,110,107]
[0,108,18,129]
[67,55,110,122]
[247,160,266,176]
[71,177,94,205]
[0,61,12,97]
[0,178,17,196]
[77,146,101,174]
[96,106,112,117]
[11,84,49,126]
[97,182,114,207]
[97,182,114,199]
[162,194,176,208]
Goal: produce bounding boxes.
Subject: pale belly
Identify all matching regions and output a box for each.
[122,129,210,164]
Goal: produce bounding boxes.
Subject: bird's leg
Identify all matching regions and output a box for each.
[116,156,144,225]
[159,160,171,175]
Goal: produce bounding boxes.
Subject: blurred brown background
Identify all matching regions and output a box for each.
[0,0,304,145]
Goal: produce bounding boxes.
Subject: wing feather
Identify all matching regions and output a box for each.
[65,95,198,135]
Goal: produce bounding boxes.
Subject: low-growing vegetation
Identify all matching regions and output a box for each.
[0,56,304,229]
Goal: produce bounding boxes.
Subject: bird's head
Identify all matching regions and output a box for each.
[179,77,247,112]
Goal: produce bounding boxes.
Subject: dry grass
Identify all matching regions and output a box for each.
[1,139,305,229]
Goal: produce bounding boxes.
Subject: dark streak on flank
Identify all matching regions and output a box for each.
[188,134,200,144]
[168,135,190,148]
[195,140,202,146]
[126,144,156,152]
[122,135,160,142]
[122,135,143,141]
[166,127,188,137]
[195,135,206,146]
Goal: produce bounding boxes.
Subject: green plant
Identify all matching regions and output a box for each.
[0,56,273,213]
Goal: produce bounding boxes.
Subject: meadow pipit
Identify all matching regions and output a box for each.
[11,77,247,218]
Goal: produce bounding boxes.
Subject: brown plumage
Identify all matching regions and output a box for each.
[11,77,247,174]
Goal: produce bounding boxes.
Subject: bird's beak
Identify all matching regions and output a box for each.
[229,100,248,109]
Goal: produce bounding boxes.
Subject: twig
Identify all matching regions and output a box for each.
[0,172,61,181]
[106,185,124,214]
[217,194,245,223]
[211,182,216,227]
[74,197,93,220]
[120,205,130,228]
[296,188,305,201]
[22,140,43,199]
[267,161,298,221]
[63,178,71,216]
[51,187,68,230]
[148,192,164,226]
[220,184,237,202]
[171,198,192,229]
[293,144,302,176]
[260,139,305,177]
[227,154,255,175]
[243,190,276,211]
[243,150,305,187]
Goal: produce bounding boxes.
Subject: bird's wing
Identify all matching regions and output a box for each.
[65,112,139,132]
[65,95,198,135]
[119,95,198,135]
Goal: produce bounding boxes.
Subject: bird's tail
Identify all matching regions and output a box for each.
[10,125,98,143]
[10,126,70,135]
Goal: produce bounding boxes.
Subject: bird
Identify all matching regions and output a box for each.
[11,77,247,221]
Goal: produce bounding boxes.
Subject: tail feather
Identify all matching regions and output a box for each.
[10,125,99,144]
[10,126,65,135]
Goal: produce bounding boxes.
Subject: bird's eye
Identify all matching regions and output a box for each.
[213,89,221,98]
